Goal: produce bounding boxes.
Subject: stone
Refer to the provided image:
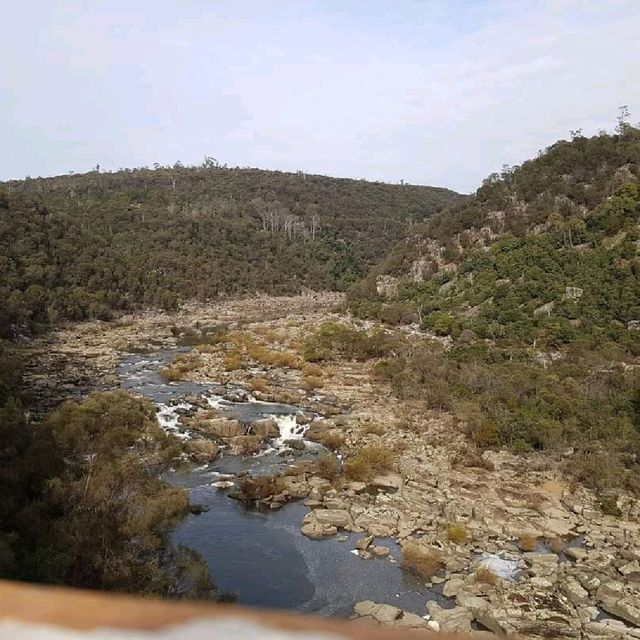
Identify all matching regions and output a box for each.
[371,545,390,557]
[426,602,473,634]
[197,418,243,438]
[619,560,640,576]
[368,474,402,492]
[300,520,337,539]
[442,577,465,598]
[313,509,353,529]
[393,612,427,628]
[283,438,305,451]
[353,601,401,624]
[566,547,588,561]
[597,582,640,627]
[355,535,374,551]
[248,417,279,437]
[562,577,590,605]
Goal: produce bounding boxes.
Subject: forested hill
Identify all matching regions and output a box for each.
[350,124,640,348]
[0,165,460,337]
[347,125,640,493]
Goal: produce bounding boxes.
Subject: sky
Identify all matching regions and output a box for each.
[2,0,639,193]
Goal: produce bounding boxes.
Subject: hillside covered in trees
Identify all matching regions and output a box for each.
[348,123,640,494]
[0,165,459,338]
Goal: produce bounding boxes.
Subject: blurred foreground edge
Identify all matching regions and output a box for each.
[0,580,471,639]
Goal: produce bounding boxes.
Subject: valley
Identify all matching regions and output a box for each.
[19,293,640,637]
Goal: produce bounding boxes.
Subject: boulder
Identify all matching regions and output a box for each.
[355,535,374,551]
[283,438,305,451]
[371,545,390,557]
[353,601,402,625]
[229,435,262,455]
[197,418,243,438]
[185,439,219,462]
[597,582,640,627]
[562,577,590,605]
[426,602,473,634]
[313,509,353,529]
[442,577,465,598]
[249,417,279,437]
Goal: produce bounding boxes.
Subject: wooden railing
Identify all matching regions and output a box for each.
[0,580,468,639]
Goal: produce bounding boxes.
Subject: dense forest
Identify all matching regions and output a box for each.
[0,165,459,338]
[348,122,640,494]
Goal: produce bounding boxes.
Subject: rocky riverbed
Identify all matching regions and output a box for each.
[20,293,640,638]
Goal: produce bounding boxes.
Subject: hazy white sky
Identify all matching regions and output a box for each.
[2,0,639,192]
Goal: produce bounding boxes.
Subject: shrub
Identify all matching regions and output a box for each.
[401,542,444,578]
[249,377,269,393]
[302,375,323,390]
[223,352,243,371]
[316,453,339,480]
[237,476,281,503]
[344,444,394,480]
[518,534,539,552]
[600,495,622,517]
[318,430,345,451]
[361,421,385,436]
[446,523,469,544]
[474,566,499,585]
[160,353,202,381]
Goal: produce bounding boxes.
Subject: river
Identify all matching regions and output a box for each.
[117,349,449,617]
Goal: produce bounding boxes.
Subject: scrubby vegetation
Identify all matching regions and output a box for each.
[303,322,401,362]
[0,358,212,596]
[348,124,640,495]
[0,166,457,338]
[344,443,394,481]
[401,542,444,578]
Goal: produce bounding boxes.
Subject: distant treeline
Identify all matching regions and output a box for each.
[0,165,459,338]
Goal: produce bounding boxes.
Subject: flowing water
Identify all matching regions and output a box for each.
[117,349,449,616]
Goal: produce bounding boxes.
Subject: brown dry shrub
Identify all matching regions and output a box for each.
[318,430,345,451]
[160,353,203,381]
[361,422,386,436]
[237,475,282,502]
[344,444,394,481]
[316,453,339,480]
[474,566,499,585]
[249,377,270,393]
[518,534,539,552]
[446,522,469,544]
[302,363,324,377]
[302,375,323,390]
[223,351,243,371]
[402,542,444,578]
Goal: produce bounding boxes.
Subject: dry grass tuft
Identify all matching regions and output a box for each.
[402,542,444,578]
[518,534,539,552]
[223,351,243,371]
[446,522,469,544]
[474,566,500,585]
[160,353,203,381]
[361,422,386,436]
[344,444,394,481]
[317,430,345,451]
[249,377,270,393]
[302,375,323,390]
[316,453,339,480]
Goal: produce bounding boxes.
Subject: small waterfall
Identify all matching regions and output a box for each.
[156,403,192,439]
[273,414,308,445]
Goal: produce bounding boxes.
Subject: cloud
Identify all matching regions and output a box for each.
[1,0,639,191]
